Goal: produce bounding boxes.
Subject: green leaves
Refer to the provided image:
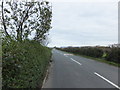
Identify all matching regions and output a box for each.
[4,8,10,13]
[24,25,27,28]
[2,1,52,44]
[2,40,52,88]
[32,2,52,45]
[46,1,49,5]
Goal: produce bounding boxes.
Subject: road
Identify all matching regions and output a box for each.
[43,49,119,89]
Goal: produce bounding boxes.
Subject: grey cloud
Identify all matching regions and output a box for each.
[48,2,118,47]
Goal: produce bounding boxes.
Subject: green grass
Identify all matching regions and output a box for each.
[77,54,120,67]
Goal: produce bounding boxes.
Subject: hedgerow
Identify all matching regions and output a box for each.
[57,46,120,64]
[105,47,120,63]
[58,47,103,58]
[2,39,52,88]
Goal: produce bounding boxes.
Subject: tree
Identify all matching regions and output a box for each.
[1,1,52,45]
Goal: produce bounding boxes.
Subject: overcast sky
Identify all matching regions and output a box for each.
[48,0,118,47]
[2,0,119,47]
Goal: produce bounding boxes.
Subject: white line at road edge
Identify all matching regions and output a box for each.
[94,72,120,89]
[70,58,82,65]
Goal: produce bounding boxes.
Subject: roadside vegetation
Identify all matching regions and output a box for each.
[56,45,120,67]
[1,1,52,88]
[2,39,52,88]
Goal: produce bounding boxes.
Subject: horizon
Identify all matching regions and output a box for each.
[48,0,118,47]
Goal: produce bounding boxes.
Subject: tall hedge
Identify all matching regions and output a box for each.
[57,46,120,64]
[106,47,120,63]
[58,47,103,58]
[2,39,52,88]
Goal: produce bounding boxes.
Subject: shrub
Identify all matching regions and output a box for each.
[106,47,120,64]
[58,47,103,58]
[57,46,120,64]
[2,39,51,88]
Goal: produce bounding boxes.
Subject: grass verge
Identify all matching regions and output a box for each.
[77,54,120,67]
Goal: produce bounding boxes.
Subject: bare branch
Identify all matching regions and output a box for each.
[1,1,10,38]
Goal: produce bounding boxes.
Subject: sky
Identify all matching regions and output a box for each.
[47,0,119,47]
[2,0,119,47]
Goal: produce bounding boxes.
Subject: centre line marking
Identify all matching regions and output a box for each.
[70,58,82,65]
[94,72,120,89]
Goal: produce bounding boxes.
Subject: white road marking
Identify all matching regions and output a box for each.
[70,58,82,65]
[94,72,120,89]
[64,54,73,56]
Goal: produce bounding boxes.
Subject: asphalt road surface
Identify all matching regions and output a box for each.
[43,49,119,89]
